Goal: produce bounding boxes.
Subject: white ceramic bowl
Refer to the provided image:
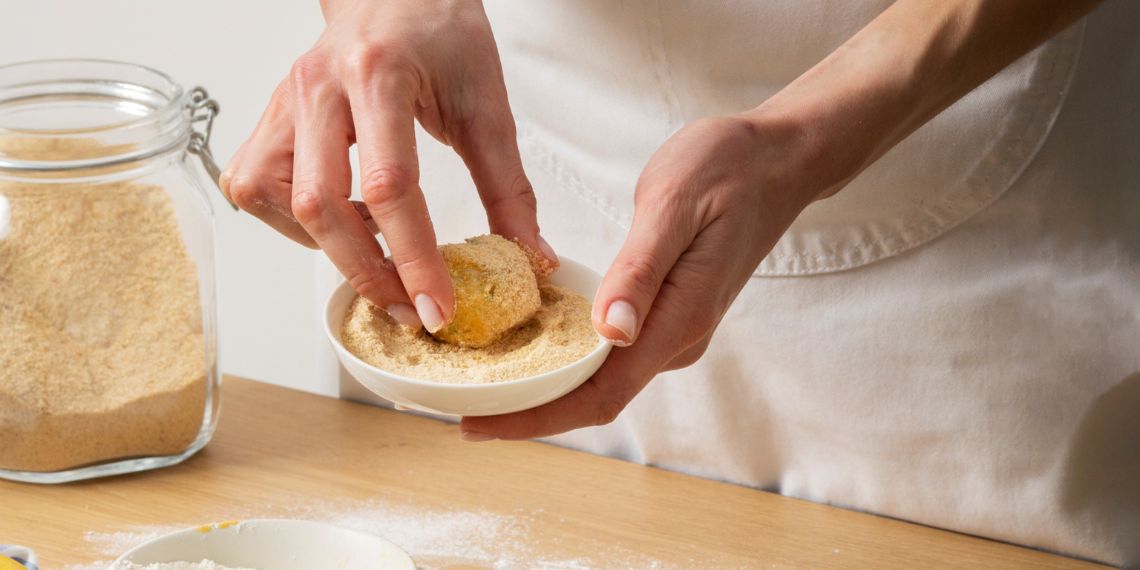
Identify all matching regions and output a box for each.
[113,519,414,569]
[324,257,612,416]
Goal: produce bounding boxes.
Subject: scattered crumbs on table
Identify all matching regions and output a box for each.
[63,498,677,570]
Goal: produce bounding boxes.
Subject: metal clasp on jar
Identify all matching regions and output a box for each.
[186,87,236,210]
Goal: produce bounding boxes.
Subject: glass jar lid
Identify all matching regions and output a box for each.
[0,59,229,205]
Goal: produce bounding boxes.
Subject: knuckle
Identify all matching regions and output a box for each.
[390,249,443,281]
[594,397,626,427]
[686,310,719,342]
[633,184,686,221]
[671,352,699,371]
[343,42,388,71]
[226,176,266,213]
[360,165,418,206]
[506,171,537,205]
[290,190,325,226]
[389,251,422,273]
[695,335,712,355]
[289,52,327,89]
[687,337,713,362]
[347,271,390,304]
[618,255,665,296]
[342,43,418,90]
[670,340,710,371]
[484,171,537,213]
[654,293,715,349]
[343,43,400,74]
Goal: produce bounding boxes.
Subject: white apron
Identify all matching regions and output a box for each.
[328,0,1140,565]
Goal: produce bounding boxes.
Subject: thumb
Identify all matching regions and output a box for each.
[593,203,695,346]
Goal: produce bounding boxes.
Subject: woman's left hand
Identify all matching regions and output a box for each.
[460,113,825,440]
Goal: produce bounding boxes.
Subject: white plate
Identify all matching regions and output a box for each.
[324,256,613,416]
[113,519,414,569]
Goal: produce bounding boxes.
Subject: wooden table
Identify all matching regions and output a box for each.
[0,377,1106,569]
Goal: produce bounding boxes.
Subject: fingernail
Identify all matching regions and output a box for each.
[607,336,632,348]
[461,431,497,443]
[385,303,422,328]
[604,300,637,346]
[536,234,558,263]
[415,293,446,333]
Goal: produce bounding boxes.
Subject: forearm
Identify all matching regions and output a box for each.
[319,0,483,22]
[747,0,1101,201]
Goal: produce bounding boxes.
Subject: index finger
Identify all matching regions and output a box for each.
[289,60,420,327]
[347,67,455,333]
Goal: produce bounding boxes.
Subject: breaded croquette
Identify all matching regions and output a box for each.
[432,234,543,348]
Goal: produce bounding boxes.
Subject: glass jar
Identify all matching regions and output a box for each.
[0,59,225,483]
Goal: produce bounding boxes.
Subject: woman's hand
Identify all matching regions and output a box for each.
[460,113,822,440]
[221,0,552,331]
[458,0,1101,441]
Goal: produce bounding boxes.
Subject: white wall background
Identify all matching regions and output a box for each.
[0,1,482,395]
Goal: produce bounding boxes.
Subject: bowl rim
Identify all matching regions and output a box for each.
[114,518,413,566]
[323,256,613,391]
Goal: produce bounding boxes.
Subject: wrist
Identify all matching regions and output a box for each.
[740,0,1099,208]
[734,101,861,212]
[738,38,923,205]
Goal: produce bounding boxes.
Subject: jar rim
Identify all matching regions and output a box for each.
[0,58,191,175]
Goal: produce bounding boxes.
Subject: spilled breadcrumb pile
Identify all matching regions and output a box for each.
[341,235,597,383]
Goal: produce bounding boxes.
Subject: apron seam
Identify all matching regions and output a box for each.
[518,120,634,231]
[756,21,1086,278]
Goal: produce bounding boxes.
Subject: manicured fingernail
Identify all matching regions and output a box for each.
[536,234,558,263]
[415,293,445,333]
[604,300,637,346]
[461,431,497,442]
[385,303,422,328]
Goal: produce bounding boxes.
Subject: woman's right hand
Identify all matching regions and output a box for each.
[221,0,553,332]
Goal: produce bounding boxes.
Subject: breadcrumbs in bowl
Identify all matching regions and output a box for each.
[325,256,613,416]
[342,284,597,384]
